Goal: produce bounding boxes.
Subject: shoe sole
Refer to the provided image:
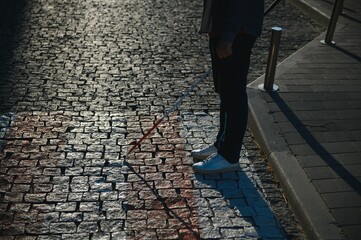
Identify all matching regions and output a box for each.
[191,152,217,160]
[192,165,240,174]
[191,154,211,160]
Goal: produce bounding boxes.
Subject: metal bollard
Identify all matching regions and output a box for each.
[259,27,282,92]
[321,0,344,45]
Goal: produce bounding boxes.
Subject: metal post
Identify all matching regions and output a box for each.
[259,27,282,92]
[321,0,344,45]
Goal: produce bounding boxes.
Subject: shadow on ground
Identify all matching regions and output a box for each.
[194,169,286,239]
[0,0,26,113]
[270,92,361,195]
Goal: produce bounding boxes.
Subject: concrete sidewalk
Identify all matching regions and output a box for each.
[248,0,361,239]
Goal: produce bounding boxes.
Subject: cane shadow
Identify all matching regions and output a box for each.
[269,92,361,194]
[121,161,202,239]
[194,169,286,239]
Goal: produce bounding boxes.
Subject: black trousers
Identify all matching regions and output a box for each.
[209,33,256,163]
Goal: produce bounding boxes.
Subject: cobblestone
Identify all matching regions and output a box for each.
[0,0,324,239]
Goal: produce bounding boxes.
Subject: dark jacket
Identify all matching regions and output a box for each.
[199,0,264,42]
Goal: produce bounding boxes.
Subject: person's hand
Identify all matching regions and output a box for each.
[216,41,233,59]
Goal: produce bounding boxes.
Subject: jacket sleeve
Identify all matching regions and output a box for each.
[219,0,245,43]
[218,0,264,42]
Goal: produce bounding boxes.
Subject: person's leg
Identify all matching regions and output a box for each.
[216,33,256,164]
[209,36,225,149]
[209,36,220,94]
[190,36,222,160]
[214,100,225,148]
[192,34,255,166]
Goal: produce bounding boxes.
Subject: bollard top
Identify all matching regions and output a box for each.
[272,26,283,31]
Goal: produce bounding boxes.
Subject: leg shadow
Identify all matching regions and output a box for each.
[193,168,286,239]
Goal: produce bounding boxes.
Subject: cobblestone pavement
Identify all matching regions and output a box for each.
[0,0,323,239]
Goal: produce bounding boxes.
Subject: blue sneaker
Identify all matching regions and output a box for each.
[191,145,217,160]
[192,154,239,173]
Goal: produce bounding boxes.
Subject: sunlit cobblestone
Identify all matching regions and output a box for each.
[0,0,323,238]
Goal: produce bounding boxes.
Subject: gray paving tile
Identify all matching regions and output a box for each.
[342,224,361,240]
[322,192,361,208]
[313,178,358,193]
[331,207,361,225]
